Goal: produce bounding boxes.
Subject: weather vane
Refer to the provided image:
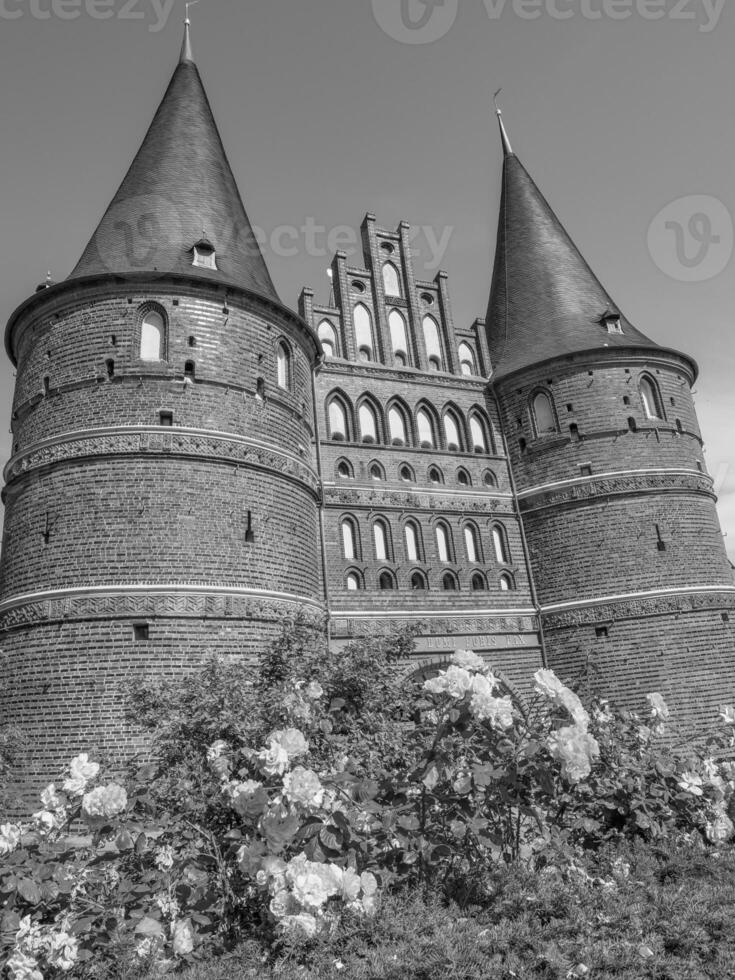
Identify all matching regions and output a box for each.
[493,87,503,116]
[185,0,200,24]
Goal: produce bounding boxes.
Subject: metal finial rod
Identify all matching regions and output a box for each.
[185,0,200,24]
[493,87,514,157]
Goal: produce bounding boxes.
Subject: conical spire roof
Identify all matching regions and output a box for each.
[69,27,279,302]
[486,131,658,380]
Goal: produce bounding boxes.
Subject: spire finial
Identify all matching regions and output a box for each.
[493,88,514,157]
[181,0,199,63]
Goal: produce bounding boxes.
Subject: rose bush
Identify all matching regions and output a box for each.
[1,618,734,977]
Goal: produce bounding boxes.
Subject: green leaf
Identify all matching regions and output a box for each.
[17,879,42,905]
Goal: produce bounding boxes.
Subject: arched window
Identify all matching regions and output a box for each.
[417,409,435,448]
[353,304,374,361]
[443,412,462,451]
[373,520,391,561]
[483,470,497,488]
[492,524,511,565]
[276,342,291,389]
[336,459,353,479]
[428,466,443,485]
[328,399,349,441]
[471,572,487,592]
[411,571,427,591]
[469,414,489,453]
[532,390,557,435]
[399,463,415,483]
[359,403,379,443]
[345,571,362,591]
[458,343,477,377]
[436,523,452,564]
[379,570,396,591]
[318,320,338,359]
[499,572,516,592]
[442,572,458,592]
[640,376,663,420]
[457,468,471,487]
[369,461,385,481]
[389,310,409,365]
[341,519,359,561]
[382,262,401,297]
[423,316,443,371]
[405,522,421,562]
[464,525,481,564]
[388,405,408,446]
[140,310,165,361]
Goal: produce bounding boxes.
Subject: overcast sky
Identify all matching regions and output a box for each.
[0,0,733,559]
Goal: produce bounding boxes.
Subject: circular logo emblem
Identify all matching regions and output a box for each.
[647,195,733,283]
[94,193,185,278]
[371,0,459,44]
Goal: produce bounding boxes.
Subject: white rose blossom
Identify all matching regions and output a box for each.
[534,669,590,730]
[646,692,670,721]
[46,930,79,971]
[172,918,195,956]
[451,649,486,672]
[40,784,62,811]
[282,767,324,809]
[279,912,320,938]
[6,951,43,980]
[62,753,100,796]
[423,665,474,699]
[305,681,324,700]
[81,783,127,822]
[677,772,704,797]
[548,725,600,784]
[706,808,734,844]
[0,822,22,856]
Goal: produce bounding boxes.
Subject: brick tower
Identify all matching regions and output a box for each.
[486,111,735,727]
[0,25,323,794]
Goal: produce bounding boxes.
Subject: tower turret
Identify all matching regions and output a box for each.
[486,115,735,726]
[0,26,323,801]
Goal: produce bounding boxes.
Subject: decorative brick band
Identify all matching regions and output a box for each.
[324,485,515,516]
[3,426,320,494]
[542,587,735,630]
[332,611,539,636]
[518,469,714,513]
[0,584,325,631]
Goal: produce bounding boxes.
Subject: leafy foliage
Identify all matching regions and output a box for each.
[2,619,735,978]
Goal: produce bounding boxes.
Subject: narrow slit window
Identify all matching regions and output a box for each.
[405,523,420,562]
[353,304,374,361]
[458,343,477,377]
[318,320,338,359]
[373,521,389,561]
[389,310,408,364]
[329,400,348,440]
[422,316,443,371]
[464,525,480,563]
[436,524,451,563]
[341,520,358,560]
[470,415,488,453]
[417,409,434,448]
[276,342,291,389]
[444,413,461,451]
[492,525,510,565]
[388,406,407,445]
[382,262,401,296]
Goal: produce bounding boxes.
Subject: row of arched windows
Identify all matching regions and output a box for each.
[318,306,479,376]
[335,458,498,489]
[340,515,513,568]
[327,392,495,454]
[135,305,295,394]
[344,567,516,594]
[525,374,668,443]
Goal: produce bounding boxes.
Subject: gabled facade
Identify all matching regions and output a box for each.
[1,30,733,800]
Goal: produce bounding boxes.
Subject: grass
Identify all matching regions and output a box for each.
[120,838,735,980]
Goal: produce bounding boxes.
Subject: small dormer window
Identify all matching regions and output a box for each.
[601,312,623,335]
[192,238,217,270]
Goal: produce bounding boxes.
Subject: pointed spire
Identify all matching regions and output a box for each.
[180,1,198,63]
[486,148,658,379]
[493,89,513,157]
[68,20,279,303]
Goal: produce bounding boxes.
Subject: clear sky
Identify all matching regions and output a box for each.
[0,0,733,559]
